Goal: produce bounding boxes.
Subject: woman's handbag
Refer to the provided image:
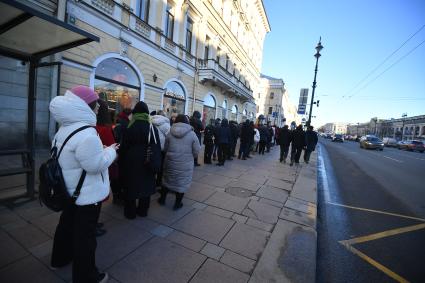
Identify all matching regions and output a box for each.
[144,124,162,173]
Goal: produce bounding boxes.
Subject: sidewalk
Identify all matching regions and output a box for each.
[0,146,317,283]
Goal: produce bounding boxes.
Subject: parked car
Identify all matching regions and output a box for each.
[332,134,344,142]
[383,137,398,147]
[359,135,384,150]
[398,140,425,153]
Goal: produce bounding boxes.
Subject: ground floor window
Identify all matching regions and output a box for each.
[222,100,227,119]
[203,94,216,126]
[231,105,238,122]
[94,58,141,122]
[163,81,186,118]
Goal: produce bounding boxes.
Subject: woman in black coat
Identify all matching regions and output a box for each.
[119,101,161,219]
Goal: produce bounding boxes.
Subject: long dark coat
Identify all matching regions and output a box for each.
[278,128,292,146]
[119,120,161,199]
[292,128,306,148]
[305,130,318,151]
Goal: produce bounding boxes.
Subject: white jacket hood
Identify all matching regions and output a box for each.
[50,90,96,126]
[151,115,170,128]
[151,115,170,150]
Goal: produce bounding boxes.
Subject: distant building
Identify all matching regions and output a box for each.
[321,122,347,134]
[256,74,299,127]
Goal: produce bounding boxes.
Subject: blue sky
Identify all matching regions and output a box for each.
[261,0,425,127]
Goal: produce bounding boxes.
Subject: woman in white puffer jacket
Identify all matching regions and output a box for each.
[49,86,118,283]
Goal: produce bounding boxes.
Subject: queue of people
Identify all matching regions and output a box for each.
[48,85,317,283]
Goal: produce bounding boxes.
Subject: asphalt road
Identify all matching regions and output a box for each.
[316,138,425,283]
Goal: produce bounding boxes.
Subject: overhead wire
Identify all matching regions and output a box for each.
[347,37,425,99]
[342,24,425,98]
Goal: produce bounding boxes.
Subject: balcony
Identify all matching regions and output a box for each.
[197,59,253,101]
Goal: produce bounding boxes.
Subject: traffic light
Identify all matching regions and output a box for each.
[316,100,320,107]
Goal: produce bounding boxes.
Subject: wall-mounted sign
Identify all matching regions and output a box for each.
[297,88,309,114]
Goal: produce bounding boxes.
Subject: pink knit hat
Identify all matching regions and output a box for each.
[71,85,99,104]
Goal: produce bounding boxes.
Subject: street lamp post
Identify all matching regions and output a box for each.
[401,113,407,141]
[307,38,323,128]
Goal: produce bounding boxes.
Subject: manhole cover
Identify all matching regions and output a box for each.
[225,187,253,198]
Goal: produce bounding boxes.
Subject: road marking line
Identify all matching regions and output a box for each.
[327,202,425,222]
[388,151,425,161]
[382,155,403,163]
[339,243,409,283]
[318,146,331,202]
[340,223,425,245]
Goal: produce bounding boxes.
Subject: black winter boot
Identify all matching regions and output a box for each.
[174,193,184,210]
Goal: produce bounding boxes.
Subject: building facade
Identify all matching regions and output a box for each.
[0,0,271,149]
[63,0,270,125]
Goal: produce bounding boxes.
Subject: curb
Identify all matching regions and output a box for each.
[249,151,318,283]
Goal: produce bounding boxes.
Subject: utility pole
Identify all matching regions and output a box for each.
[307,38,323,127]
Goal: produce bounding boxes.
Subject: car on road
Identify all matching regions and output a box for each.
[382,137,398,147]
[398,140,425,153]
[332,134,344,142]
[359,135,384,150]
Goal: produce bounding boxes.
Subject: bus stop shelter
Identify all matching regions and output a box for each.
[0,0,99,198]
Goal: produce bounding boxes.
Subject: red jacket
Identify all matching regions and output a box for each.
[96,125,115,146]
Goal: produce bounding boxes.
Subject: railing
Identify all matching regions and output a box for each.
[198,59,253,99]
[91,0,114,15]
[135,18,151,39]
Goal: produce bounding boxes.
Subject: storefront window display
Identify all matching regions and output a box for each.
[94,58,140,122]
[163,81,186,118]
[202,94,216,126]
[231,105,238,122]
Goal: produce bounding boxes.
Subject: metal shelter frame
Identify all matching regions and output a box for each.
[0,0,100,198]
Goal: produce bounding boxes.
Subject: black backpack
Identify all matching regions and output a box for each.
[39,126,93,212]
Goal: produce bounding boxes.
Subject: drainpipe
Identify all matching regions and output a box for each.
[192,58,198,114]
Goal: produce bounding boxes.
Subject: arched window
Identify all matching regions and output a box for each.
[231,105,238,122]
[242,109,247,121]
[163,81,186,118]
[222,100,227,119]
[203,93,216,126]
[94,58,141,120]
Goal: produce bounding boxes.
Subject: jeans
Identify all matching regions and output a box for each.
[218,144,229,164]
[51,202,101,283]
[280,144,290,161]
[304,149,313,162]
[291,145,303,163]
[204,143,213,163]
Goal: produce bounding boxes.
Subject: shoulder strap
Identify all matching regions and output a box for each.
[71,170,87,201]
[57,125,94,159]
[148,124,158,145]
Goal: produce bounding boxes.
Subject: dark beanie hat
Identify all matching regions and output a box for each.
[132,101,149,114]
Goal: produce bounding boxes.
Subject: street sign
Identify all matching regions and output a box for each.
[297,88,309,114]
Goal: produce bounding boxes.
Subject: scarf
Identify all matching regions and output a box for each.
[128,113,150,128]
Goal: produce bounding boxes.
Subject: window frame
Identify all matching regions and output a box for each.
[165,4,174,40]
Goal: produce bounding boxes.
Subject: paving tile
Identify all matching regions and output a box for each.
[265,178,293,191]
[232,214,248,223]
[108,237,206,283]
[220,223,270,260]
[214,168,244,178]
[205,192,250,214]
[242,200,281,224]
[258,197,284,208]
[147,197,195,226]
[256,185,289,203]
[204,206,233,218]
[246,218,274,232]
[130,217,161,232]
[166,230,206,252]
[150,225,174,238]
[0,208,23,225]
[201,174,234,187]
[192,170,210,181]
[220,250,256,274]
[200,243,226,260]
[29,212,60,238]
[28,239,53,259]
[96,221,153,269]
[0,229,28,268]
[226,180,261,192]
[7,223,50,249]
[0,256,63,283]
[172,210,235,244]
[192,202,208,210]
[284,197,317,215]
[14,203,53,221]
[238,173,267,185]
[190,258,250,283]
[279,207,316,228]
